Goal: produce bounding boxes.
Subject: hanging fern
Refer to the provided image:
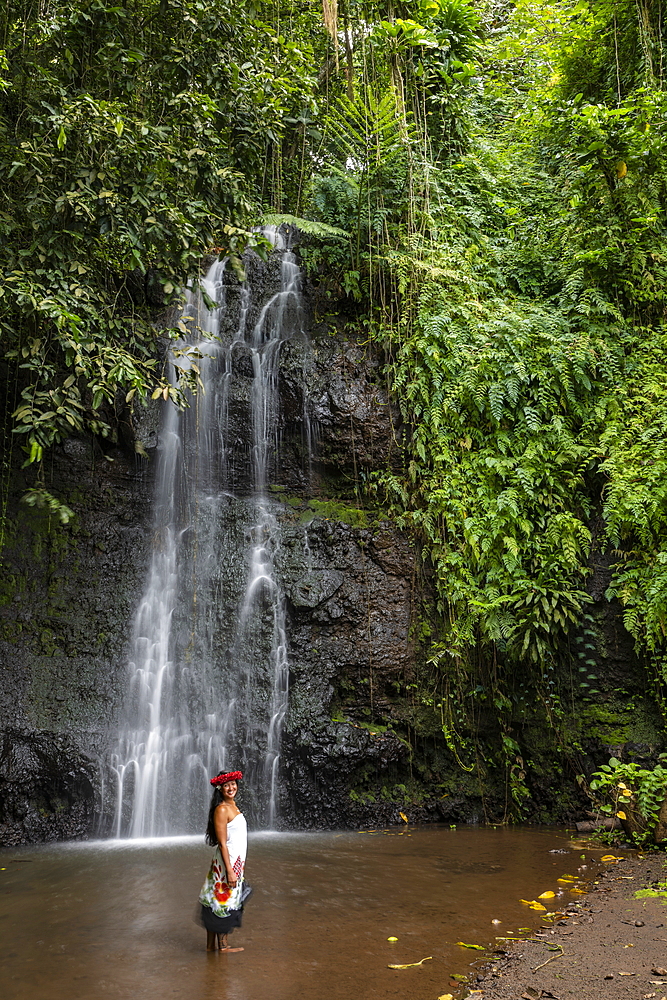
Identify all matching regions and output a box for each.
[261,213,349,240]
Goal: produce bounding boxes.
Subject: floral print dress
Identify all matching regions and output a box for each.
[199,813,247,924]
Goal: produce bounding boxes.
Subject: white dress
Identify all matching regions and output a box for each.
[199,813,248,928]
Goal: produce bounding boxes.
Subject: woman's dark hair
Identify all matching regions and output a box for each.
[205,785,224,846]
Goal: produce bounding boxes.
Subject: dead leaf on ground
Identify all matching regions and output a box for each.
[618,971,635,976]
[455,941,486,950]
[387,956,432,970]
[653,968,667,976]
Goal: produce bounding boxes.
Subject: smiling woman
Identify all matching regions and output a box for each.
[199,770,249,953]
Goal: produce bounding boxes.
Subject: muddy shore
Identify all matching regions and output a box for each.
[473,850,667,1000]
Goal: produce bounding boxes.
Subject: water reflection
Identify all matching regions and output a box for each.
[0,827,603,1000]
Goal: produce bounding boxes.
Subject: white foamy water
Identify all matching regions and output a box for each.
[112,230,310,836]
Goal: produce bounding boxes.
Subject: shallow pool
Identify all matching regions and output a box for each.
[0,826,604,1000]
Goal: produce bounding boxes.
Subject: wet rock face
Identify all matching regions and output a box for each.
[279,331,401,489]
[277,515,417,826]
[0,729,98,845]
[0,444,156,842]
[0,248,417,841]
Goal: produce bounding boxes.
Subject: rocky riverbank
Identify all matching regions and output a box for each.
[474,849,667,1000]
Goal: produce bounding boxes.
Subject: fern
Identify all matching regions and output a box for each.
[261,213,349,240]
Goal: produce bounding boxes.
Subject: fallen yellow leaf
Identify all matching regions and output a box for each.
[388,956,432,970]
[455,942,486,950]
[399,811,408,823]
[387,936,398,942]
[438,995,454,1000]
[529,903,547,911]
[601,855,623,861]
[520,898,538,905]
[557,878,576,883]
[538,891,555,899]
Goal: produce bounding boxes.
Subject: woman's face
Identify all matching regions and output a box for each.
[222,780,237,798]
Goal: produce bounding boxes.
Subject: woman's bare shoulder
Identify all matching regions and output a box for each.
[214,801,233,820]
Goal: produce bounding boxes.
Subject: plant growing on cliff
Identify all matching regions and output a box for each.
[0,0,317,496]
[589,757,667,847]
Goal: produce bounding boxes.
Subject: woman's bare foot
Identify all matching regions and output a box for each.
[217,933,244,953]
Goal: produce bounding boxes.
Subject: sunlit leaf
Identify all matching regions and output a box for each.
[388,956,432,969]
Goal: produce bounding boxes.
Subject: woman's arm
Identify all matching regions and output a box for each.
[213,805,238,888]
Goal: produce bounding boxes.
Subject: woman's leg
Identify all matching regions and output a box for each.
[206,930,217,951]
[218,932,244,953]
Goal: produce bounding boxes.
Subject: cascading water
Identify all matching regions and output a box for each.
[112,228,310,836]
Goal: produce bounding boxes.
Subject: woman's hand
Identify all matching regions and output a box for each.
[226,869,238,888]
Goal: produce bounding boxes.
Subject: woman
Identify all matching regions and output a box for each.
[199,769,248,952]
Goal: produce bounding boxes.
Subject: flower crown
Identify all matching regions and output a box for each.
[210,770,243,787]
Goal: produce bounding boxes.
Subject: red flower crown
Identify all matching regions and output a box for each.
[210,770,243,787]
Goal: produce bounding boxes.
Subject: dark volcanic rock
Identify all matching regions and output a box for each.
[0,245,417,841]
[0,729,98,844]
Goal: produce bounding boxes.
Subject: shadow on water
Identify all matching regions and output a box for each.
[0,826,607,1000]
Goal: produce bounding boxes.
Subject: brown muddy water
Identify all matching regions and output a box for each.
[0,826,606,1000]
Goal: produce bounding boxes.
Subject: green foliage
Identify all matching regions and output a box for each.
[374,213,614,666]
[302,498,369,527]
[5,0,667,799]
[590,756,667,847]
[21,488,75,526]
[635,881,667,900]
[261,214,349,240]
[0,0,317,484]
[303,0,667,779]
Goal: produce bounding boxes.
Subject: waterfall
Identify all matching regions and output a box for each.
[112,228,309,836]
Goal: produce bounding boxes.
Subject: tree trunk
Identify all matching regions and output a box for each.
[617,796,648,842]
[653,795,667,844]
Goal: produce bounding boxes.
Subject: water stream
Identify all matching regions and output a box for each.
[112,229,308,836]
